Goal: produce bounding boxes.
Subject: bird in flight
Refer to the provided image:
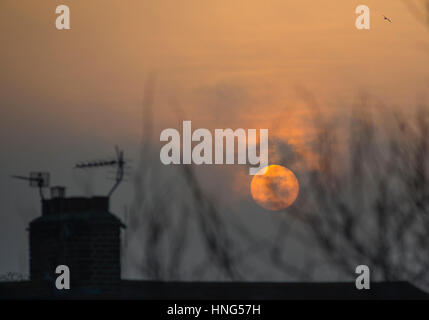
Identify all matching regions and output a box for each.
[383,15,392,23]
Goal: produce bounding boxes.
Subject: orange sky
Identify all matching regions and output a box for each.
[1,0,429,277]
[1,0,428,162]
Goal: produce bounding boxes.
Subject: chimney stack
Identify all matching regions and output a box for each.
[29,196,125,298]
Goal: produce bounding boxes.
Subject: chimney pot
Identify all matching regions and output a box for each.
[50,186,66,199]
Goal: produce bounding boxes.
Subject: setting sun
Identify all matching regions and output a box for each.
[250,165,299,211]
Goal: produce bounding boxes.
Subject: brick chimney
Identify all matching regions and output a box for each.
[29,191,125,298]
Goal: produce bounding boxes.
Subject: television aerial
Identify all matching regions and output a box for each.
[74,146,129,197]
[11,172,50,200]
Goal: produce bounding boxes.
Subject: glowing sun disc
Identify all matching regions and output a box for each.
[250,165,299,211]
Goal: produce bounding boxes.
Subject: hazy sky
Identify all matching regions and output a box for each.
[1,0,428,278]
[2,1,428,138]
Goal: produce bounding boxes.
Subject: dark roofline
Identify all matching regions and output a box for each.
[119,280,429,300]
[1,281,426,300]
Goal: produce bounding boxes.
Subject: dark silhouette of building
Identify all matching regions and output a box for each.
[28,190,124,297]
[0,187,428,300]
[0,280,428,300]
[119,280,429,300]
